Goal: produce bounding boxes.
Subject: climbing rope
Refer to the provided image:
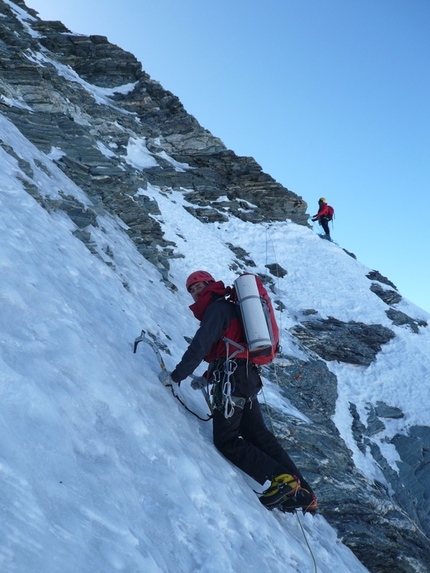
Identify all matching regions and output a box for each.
[296,511,318,573]
[169,384,212,422]
[264,226,318,572]
[261,223,284,432]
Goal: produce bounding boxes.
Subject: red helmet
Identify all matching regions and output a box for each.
[186,270,215,292]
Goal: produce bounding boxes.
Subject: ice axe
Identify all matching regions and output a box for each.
[133,330,212,417]
[133,330,166,370]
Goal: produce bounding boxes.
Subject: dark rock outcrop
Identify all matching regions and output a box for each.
[265,263,288,278]
[290,317,395,365]
[263,357,430,573]
[366,270,398,289]
[370,282,402,305]
[392,426,430,538]
[386,309,427,334]
[344,401,430,547]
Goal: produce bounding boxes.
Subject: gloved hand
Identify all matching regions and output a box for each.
[190,376,207,390]
[311,216,318,222]
[158,370,174,386]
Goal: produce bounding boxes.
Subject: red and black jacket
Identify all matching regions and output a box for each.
[314,202,330,219]
[171,281,261,397]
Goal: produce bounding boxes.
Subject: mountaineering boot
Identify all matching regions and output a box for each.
[280,489,318,514]
[259,474,301,509]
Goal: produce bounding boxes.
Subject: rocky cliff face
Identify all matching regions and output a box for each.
[0,0,307,288]
[1,2,429,572]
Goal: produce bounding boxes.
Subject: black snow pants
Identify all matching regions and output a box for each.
[319,216,330,236]
[212,398,307,487]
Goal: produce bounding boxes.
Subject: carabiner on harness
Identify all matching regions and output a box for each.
[222,358,237,419]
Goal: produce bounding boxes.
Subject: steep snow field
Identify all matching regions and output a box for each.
[1,110,429,572]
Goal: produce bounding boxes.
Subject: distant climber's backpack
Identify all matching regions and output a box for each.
[227,274,280,365]
[326,205,334,221]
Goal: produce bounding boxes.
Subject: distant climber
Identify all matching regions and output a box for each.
[158,270,317,513]
[312,197,334,240]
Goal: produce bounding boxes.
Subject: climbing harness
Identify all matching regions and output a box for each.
[221,358,236,419]
[211,355,238,419]
[214,337,243,419]
[214,333,260,419]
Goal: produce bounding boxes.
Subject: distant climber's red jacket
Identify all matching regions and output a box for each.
[313,202,330,219]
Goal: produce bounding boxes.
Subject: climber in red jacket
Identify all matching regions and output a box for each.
[158,270,317,513]
[312,197,334,239]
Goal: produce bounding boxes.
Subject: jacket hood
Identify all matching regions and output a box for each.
[189,280,230,321]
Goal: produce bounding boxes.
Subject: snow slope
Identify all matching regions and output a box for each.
[1,108,430,573]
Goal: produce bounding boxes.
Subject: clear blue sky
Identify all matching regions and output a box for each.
[27,0,430,312]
